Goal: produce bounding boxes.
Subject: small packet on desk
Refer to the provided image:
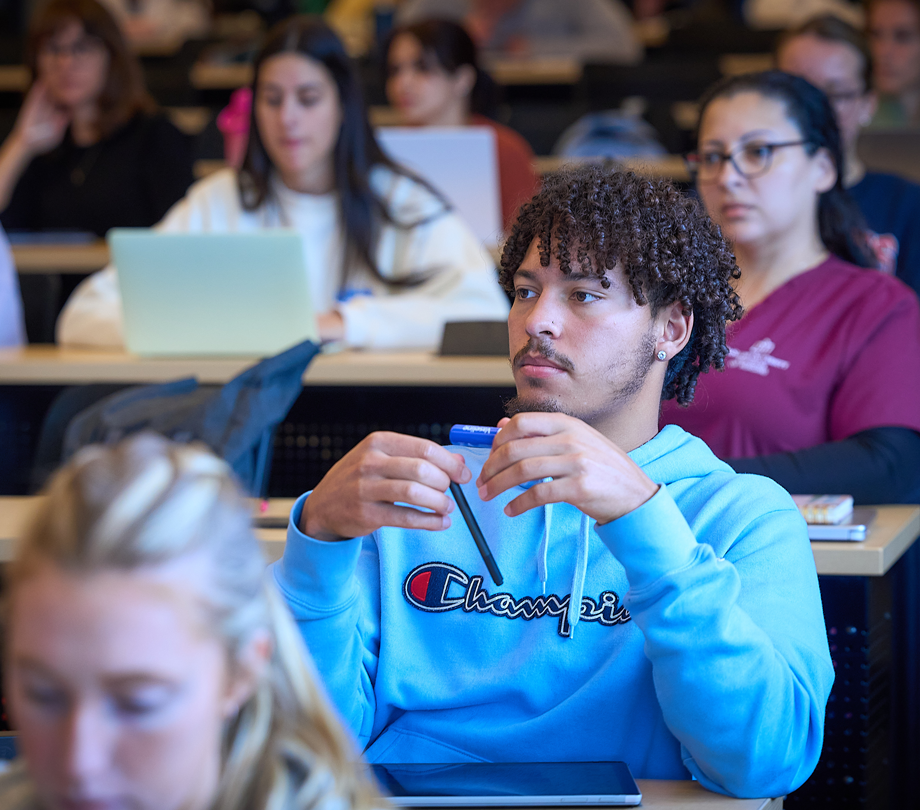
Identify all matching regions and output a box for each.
[792,495,854,525]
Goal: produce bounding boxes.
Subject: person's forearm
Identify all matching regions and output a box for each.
[597,487,833,798]
[0,132,32,213]
[727,427,920,505]
[270,493,381,745]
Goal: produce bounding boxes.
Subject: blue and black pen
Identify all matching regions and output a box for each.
[448,425,503,586]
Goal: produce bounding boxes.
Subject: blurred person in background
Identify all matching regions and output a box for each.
[384,18,539,229]
[0,0,193,237]
[0,432,385,810]
[57,16,509,350]
[777,13,920,294]
[866,0,920,124]
[396,0,642,65]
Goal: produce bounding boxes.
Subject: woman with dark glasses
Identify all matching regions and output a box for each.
[661,70,920,505]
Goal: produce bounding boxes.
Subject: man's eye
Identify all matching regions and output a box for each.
[514,288,536,300]
[573,291,600,303]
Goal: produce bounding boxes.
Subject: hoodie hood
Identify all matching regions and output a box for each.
[629,424,734,486]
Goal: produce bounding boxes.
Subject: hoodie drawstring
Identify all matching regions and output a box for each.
[537,502,591,639]
[537,502,552,594]
[569,514,590,638]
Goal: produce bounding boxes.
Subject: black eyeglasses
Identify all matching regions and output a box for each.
[686,140,812,181]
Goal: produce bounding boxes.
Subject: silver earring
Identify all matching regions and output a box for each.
[657,350,667,361]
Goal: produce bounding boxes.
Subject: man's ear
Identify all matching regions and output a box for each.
[222,629,272,719]
[655,301,693,359]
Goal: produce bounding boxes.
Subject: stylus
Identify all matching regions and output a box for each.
[449,481,503,586]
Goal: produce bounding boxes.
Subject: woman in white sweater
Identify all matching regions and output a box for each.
[58,16,509,351]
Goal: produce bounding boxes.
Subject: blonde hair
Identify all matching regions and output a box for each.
[8,432,382,810]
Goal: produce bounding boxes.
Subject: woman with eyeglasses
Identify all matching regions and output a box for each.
[660,70,920,505]
[0,0,193,237]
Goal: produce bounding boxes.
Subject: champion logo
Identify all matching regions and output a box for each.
[403,562,631,638]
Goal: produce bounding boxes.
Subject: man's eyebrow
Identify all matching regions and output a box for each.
[513,268,607,283]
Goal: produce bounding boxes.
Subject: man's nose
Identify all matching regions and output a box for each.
[524,293,563,338]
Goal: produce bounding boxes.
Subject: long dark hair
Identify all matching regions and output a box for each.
[383,19,500,119]
[27,0,156,139]
[696,70,875,268]
[240,16,446,287]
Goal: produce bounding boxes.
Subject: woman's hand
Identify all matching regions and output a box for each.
[12,81,70,158]
[316,310,345,343]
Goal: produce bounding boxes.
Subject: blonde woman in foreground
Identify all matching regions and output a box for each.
[0,433,383,810]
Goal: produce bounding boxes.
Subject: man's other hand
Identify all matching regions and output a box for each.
[476,413,658,525]
[300,432,471,542]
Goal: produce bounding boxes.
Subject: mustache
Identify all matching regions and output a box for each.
[511,338,575,373]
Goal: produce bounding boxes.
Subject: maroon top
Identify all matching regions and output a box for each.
[660,254,920,458]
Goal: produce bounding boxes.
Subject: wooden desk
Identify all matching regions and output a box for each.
[189,56,583,91]
[190,61,253,90]
[811,506,920,576]
[2,494,915,579]
[483,56,583,86]
[0,346,515,387]
[12,242,110,274]
[636,782,780,810]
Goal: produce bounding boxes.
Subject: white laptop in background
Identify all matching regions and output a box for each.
[109,230,319,357]
[376,126,503,248]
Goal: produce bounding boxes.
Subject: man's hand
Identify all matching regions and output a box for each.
[476,413,658,525]
[300,432,471,542]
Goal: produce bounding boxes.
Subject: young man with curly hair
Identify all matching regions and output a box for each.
[273,166,834,799]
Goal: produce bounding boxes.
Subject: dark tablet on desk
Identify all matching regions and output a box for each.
[370,761,642,807]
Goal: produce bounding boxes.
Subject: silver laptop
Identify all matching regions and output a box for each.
[376,126,503,248]
[109,230,319,357]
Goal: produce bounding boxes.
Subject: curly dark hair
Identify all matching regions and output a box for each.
[498,165,743,406]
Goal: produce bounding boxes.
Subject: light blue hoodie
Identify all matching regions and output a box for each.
[272,425,834,798]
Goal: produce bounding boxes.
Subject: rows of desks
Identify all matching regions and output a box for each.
[0,346,515,387]
[2,490,917,576]
[2,344,919,577]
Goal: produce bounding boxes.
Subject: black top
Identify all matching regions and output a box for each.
[849,170,920,297]
[1,112,194,237]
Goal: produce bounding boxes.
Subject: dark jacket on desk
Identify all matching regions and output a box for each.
[32,340,320,496]
[0,112,193,237]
